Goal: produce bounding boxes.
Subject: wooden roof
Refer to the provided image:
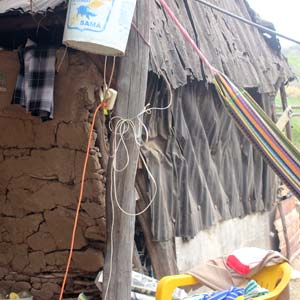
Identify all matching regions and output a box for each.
[149,0,294,93]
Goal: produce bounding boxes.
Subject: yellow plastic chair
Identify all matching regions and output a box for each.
[156,262,291,300]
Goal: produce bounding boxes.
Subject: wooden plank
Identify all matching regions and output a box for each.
[274,192,300,260]
[279,85,292,138]
[275,195,296,218]
[279,229,300,258]
[102,1,150,300]
[277,213,300,243]
[276,106,292,131]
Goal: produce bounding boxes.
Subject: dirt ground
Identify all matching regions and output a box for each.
[291,256,300,300]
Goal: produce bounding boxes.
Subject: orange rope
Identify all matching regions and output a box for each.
[59,101,107,300]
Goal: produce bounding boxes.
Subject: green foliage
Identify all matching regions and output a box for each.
[283,45,300,78]
[275,96,300,150]
[291,117,300,149]
[277,45,300,149]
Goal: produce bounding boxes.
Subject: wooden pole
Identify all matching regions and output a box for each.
[102,1,150,300]
[277,200,291,259]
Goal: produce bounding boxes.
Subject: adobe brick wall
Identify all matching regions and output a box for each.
[0,50,106,299]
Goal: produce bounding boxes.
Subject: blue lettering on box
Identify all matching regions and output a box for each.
[67,0,115,33]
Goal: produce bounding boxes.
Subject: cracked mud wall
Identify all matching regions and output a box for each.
[0,50,106,299]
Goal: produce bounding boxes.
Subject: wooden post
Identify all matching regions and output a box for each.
[136,170,179,279]
[279,85,292,140]
[102,1,150,300]
[132,242,145,274]
[277,200,291,259]
[278,84,292,260]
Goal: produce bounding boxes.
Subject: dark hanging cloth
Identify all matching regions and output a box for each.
[12,41,56,121]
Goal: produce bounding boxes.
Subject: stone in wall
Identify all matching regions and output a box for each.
[0,243,13,266]
[44,207,88,250]
[57,122,97,151]
[32,122,57,148]
[27,224,57,253]
[72,248,104,272]
[0,118,34,148]
[28,252,46,274]
[0,267,8,279]
[11,244,29,273]
[1,176,79,217]
[0,214,43,244]
[31,282,61,300]
[82,201,105,219]
[84,223,106,242]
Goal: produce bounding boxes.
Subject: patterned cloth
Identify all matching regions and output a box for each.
[184,287,244,300]
[244,280,269,300]
[12,41,56,121]
[184,280,269,300]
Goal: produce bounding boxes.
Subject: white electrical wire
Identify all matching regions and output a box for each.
[103,72,173,300]
[109,72,173,216]
[56,46,68,73]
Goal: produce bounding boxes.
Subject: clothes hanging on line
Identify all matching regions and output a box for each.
[12,40,56,121]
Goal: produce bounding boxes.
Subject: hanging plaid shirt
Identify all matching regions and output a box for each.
[12,42,56,121]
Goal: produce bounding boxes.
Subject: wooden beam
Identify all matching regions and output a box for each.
[136,170,179,279]
[0,9,66,32]
[102,1,150,300]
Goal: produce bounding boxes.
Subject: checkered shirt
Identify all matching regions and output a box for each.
[12,45,56,121]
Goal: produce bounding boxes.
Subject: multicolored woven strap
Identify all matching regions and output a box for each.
[158,0,300,199]
[214,73,300,199]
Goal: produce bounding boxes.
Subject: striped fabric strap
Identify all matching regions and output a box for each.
[244,280,269,299]
[184,287,245,300]
[158,0,300,199]
[210,287,245,300]
[214,73,300,199]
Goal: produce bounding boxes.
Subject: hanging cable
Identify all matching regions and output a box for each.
[58,57,116,300]
[193,0,300,45]
[58,101,107,300]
